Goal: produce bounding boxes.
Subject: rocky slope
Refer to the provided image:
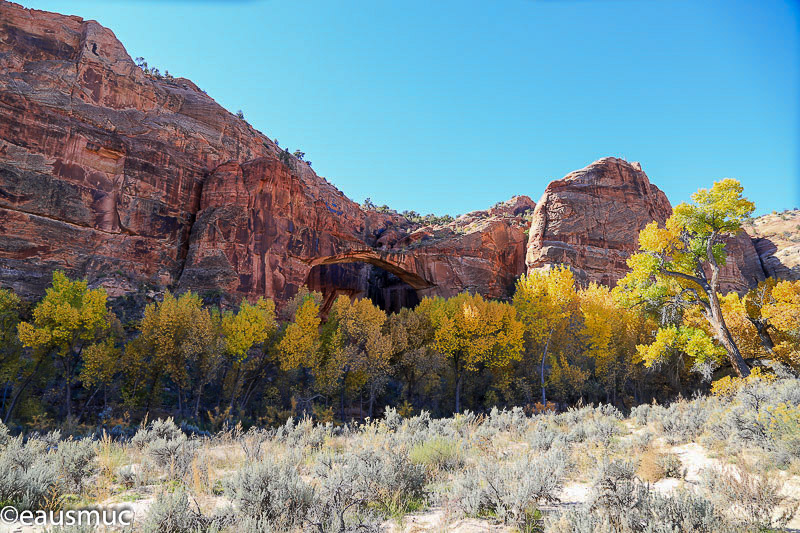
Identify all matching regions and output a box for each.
[744,209,800,282]
[0,1,796,311]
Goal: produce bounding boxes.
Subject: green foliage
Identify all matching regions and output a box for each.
[409,436,464,473]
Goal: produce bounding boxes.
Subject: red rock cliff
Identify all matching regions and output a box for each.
[525,157,766,292]
[0,2,785,309]
[0,1,531,308]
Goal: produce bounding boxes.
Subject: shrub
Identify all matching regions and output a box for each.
[703,464,797,530]
[223,458,312,529]
[589,460,647,521]
[450,448,566,526]
[651,399,709,444]
[629,403,653,426]
[527,424,566,452]
[306,453,384,532]
[55,438,96,493]
[547,489,731,533]
[638,448,682,482]
[240,428,269,463]
[131,418,184,449]
[0,435,63,510]
[409,437,464,474]
[275,416,330,451]
[480,406,527,435]
[141,488,208,533]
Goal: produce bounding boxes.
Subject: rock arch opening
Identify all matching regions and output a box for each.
[305,254,432,314]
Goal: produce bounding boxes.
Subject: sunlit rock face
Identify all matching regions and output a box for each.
[525,157,766,293]
[0,2,784,311]
[526,157,672,287]
[0,1,530,307]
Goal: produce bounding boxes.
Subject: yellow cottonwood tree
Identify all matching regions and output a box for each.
[420,292,523,413]
[388,307,445,404]
[17,271,110,419]
[128,291,219,417]
[513,265,578,405]
[325,296,392,419]
[579,283,647,403]
[221,298,277,411]
[0,288,25,422]
[762,280,800,369]
[277,295,322,374]
[617,179,755,377]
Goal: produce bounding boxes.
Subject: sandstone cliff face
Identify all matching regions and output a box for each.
[0,1,274,298]
[0,1,791,311]
[524,158,767,292]
[0,1,531,308]
[525,158,672,286]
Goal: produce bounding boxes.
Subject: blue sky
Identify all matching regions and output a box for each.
[23,0,800,216]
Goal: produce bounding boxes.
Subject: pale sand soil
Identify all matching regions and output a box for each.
[383,436,800,532]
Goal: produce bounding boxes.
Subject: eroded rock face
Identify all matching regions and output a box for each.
[745,209,800,282]
[0,1,531,308]
[525,158,672,286]
[0,1,274,299]
[524,157,767,292]
[0,2,789,311]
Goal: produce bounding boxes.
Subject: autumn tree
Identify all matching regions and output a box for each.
[127,291,219,417]
[277,292,323,379]
[17,271,111,419]
[419,292,523,413]
[78,313,125,420]
[220,297,277,412]
[579,283,649,404]
[617,179,755,377]
[388,307,445,406]
[324,296,393,419]
[0,288,24,421]
[513,265,578,405]
[761,280,800,370]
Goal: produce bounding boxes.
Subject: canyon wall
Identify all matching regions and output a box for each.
[0,1,795,311]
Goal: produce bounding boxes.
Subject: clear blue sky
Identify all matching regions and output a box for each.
[22,0,800,216]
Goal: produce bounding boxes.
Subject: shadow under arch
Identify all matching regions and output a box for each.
[306,251,434,314]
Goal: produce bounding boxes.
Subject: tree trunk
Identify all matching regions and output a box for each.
[540,331,552,406]
[64,357,73,420]
[4,358,43,423]
[455,373,463,414]
[228,365,242,412]
[77,387,101,423]
[708,293,750,377]
[706,235,750,378]
[748,318,776,356]
[716,321,751,377]
[340,369,348,422]
[452,352,465,414]
[194,383,203,419]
